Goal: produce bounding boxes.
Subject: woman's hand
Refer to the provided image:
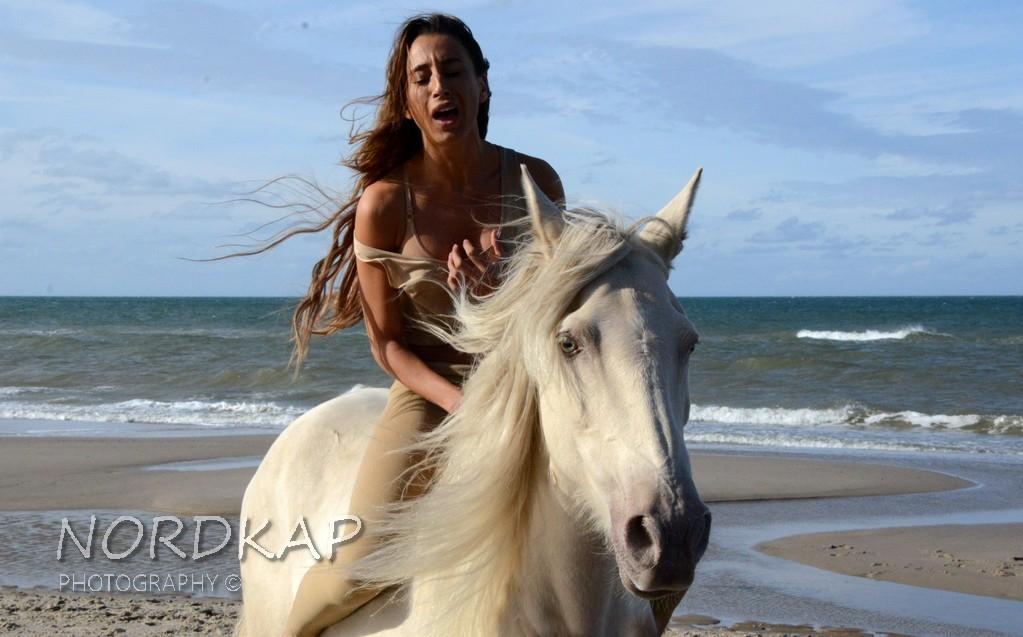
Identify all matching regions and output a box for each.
[444,387,464,414]
[446,228,504,294]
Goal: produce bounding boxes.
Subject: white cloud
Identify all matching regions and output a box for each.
[611,0,927,68]
[0,0,143,47]
[872,153,981,178]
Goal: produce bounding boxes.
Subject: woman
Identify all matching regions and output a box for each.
[281,14,564,637]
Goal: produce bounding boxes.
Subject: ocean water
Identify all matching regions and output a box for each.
[1,296,1021,456]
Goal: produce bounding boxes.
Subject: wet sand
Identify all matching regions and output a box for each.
[690,453,972,502]
[0,434,999,636]
[757,523,1023,602]
[0,435,275,515]
[0,436,971,515]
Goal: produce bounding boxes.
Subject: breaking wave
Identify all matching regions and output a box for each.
[691,404,1022,435]
[0,384,382,430]
[796,325,942,342]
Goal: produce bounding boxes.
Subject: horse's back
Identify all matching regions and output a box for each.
[237,386,390,636]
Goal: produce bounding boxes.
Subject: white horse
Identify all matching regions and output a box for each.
[236,167,711,637]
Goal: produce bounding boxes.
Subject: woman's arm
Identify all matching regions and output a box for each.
[354,181,463,413]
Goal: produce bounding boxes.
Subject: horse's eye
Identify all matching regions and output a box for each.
[688,343,697,355]
[558,334,579,356]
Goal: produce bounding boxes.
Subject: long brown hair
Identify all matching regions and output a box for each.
[238,14,491,370]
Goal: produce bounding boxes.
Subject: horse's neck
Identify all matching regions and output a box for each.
[501,471,651,636]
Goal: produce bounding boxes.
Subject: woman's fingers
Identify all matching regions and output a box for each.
[447,245,462,291]
[449,244,463,270]
[490,228,503,260]
[462,239,488,273]
[447,237,503,293]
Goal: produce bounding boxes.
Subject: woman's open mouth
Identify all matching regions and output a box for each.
[432,105,459,127]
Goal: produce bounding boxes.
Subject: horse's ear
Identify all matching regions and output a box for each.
[638,167,702,268]
[520,164,563,259]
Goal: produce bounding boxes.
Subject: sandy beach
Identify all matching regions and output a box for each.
[4,430,1017,635]
[0,435,275,515]
[0,587,240,636]
[758,523,1023,602]
[0,587,898,636]
[0,436,972,514]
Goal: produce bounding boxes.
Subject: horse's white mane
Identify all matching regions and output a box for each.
[347,205,644,635]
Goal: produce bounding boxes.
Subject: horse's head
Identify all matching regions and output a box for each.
[335,168,712,634]
[519,167,711,600]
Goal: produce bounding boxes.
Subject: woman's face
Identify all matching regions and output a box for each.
[405,33,488,144]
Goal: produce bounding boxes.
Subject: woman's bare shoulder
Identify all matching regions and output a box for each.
[355,176,407,249]
[512,150,565,205]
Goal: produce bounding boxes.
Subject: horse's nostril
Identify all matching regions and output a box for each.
[625,515,659,567]
[625,515,652,550]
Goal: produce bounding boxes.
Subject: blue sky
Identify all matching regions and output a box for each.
[1,0,1020,296]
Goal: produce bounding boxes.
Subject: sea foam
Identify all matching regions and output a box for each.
[0,383,391,430]
[796,325,938,342]
[690,404,1022,434]
[1,396,1019,436]
[0,398,307,429]
[691,404,854,426]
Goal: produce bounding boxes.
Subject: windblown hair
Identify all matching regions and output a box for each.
[228,14,491,370]
[347,206,637,635]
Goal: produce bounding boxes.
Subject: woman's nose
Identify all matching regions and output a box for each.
[431,73,451,96]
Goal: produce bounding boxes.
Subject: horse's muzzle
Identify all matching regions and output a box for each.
[615,500,712,597]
